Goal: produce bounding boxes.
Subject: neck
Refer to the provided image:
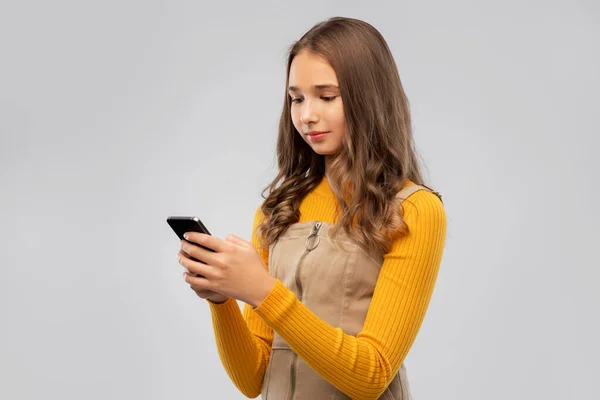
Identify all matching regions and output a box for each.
[324,155,333,180]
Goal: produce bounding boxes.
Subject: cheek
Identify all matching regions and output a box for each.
[290,107,302,133]
[330,104,346,135]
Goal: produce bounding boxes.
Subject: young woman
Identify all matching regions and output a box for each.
[177,16,447,400]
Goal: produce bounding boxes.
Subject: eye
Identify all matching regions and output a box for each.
[322,96,337,102]
[290,97,303,104]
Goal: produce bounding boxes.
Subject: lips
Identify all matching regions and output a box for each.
[306,131,329,141]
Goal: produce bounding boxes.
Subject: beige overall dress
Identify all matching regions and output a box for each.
[261,184,441,400]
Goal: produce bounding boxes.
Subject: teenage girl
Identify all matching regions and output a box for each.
[177,16,447,400]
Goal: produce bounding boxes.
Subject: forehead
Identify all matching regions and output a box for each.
[288,51,338,88]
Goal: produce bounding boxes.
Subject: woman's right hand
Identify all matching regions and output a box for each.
[183,271,230,304]
[179,248,230,304]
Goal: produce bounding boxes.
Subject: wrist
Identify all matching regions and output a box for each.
[207,296,230,305]
[251,276,277,308]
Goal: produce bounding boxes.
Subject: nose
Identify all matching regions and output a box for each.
[300,99,319,125]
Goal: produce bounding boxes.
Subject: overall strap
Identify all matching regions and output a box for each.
[396,183,444,205]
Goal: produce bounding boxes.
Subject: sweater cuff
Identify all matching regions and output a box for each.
[206,297,234,306]
[207,296,240,325]
[253,279,297,327]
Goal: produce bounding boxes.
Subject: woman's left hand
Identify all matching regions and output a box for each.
[178,232,276,308]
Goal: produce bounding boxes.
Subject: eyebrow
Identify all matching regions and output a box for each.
[287,84,339,93]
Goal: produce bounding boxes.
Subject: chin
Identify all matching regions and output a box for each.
[311,149,337,156]
[308,144,341,156]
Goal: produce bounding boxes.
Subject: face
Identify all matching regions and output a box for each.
[288,50,347,156]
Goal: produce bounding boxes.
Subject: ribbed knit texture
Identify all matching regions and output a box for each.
[208,177,446,399]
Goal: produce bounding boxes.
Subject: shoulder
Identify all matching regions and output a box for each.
[384,184,447,255]
[253,201,268,220]
[251,203,267,233]
[254,204,263,218]
[400,184,446,227]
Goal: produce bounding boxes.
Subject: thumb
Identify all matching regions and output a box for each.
[225,234,251,248]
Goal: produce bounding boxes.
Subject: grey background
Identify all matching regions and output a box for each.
[1,0,598,399]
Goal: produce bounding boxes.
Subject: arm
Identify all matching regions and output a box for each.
[252,190,447,400]
[208,207,274,398]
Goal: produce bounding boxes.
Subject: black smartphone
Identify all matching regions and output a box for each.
[168,216,215,278]
[167,216,215,274]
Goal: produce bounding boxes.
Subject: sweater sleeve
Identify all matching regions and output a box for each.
[252,190,447,400]
[207,206,274,398]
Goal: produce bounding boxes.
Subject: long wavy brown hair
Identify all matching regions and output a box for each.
[256,16,426,255]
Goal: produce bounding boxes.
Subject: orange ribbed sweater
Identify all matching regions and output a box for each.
[208,177,447,399]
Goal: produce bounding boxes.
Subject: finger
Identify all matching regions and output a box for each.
[180,241,218,265]
[184,232,228,253]
[189,286,213,298]
[184,271,215,291]
[179,247,208,266]
[225,234,251,248]
[182,266,204,278]
[179,252,213,278]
